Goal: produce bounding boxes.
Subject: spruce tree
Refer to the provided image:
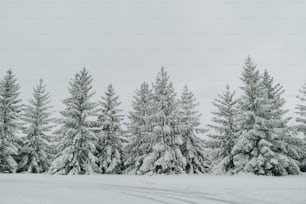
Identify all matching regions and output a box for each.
[96,84,124,174]
[0,69,22,173]
[262,70,304,166]
[296,83,306,149]
[18,79,54,173]
[207,85,238,174]
[49,68,99,175]
[232,57,300,176]
[138,68,186,175]
[178,85,209,174]
[295,83,306,171]
[124,82,155,174]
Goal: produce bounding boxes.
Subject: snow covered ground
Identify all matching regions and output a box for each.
[0,174,305,204]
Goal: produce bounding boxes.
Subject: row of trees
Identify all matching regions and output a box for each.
[0,57,305,176]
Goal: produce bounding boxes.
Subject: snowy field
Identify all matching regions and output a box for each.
[0,174,306,204]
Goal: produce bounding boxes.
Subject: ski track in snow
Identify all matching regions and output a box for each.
[105,184,271,204]
[0,174,305,204]
[76,182,280,204]
[103,184,233,204]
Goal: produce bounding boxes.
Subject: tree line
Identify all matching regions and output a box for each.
[0,57,305,176]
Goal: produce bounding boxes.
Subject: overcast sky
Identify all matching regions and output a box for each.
[1,0,306,126]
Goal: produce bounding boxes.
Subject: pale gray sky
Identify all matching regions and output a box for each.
[1,0,306,126]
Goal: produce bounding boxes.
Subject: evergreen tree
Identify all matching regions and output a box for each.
[18,79,54,173]
[138,68,186,175]
[232,57,300,176]
[296,82,306,143]
[207,85,238,174]
[262,70,304,166]
[178,85,209,174]
[49,68,99,175]
[0,69,22,173]
[296,83,306,171]
[124,82,155,174]
[96,84,124,174]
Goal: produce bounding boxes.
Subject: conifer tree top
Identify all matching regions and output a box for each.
[99,84,122,113]
[0,69,21,99]
[154,67,174,93]
[241,56,259,84]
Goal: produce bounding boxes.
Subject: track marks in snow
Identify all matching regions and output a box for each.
[2,175,305,204]
[97,182,290,204]
[103,183,239,204]
[121,192,175,204]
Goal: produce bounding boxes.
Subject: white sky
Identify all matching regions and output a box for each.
[1,0,306,126]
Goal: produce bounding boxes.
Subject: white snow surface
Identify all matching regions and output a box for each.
[0,174,305,204]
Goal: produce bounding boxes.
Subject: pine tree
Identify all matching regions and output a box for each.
[138,68,186,175]
[124,82,155,174]
[96,84,124,174]
[49,68,99,175]
[295,82,306,168]
[178,85,209,174]
[0,69,23,173]
[18,79,54,173]
[296,82,306,138]
[232,57,300,176]
[262,70,304,167]
[207,85,238,174]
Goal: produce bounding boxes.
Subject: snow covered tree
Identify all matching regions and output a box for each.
[207,85,238,174]
[232,57,300,176]
[124,82,155,174]
[0,69,23,173]
[137,68,186,175]
[96,84,124,174]
[178,85,209,174]
[262,70,304,168]
[296,82,306,141]
[18,79,54,173]
[49,68,99,175]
